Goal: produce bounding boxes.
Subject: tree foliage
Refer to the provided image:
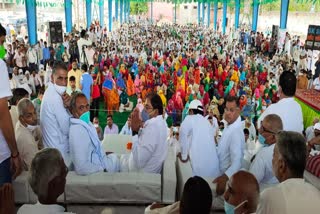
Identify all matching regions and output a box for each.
[130,2,148,15]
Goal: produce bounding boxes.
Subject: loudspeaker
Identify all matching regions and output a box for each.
[49,21,63,44]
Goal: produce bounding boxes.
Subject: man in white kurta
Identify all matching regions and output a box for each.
[217,116,245,178]
[257,131,320,214]
[258,71,303,133]
[40,64,71,165]
[249,114,283,190]
[179,100,220,178]
[128,114,168,173]
[69,117,120,175]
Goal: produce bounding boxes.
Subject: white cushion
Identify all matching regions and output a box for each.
[162,149,177,203]
[65,172,161,203]
[102,134,132,154]
[13,171,30,204]
[176,159,220,208]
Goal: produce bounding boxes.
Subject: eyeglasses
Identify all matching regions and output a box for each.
[260,122,277,135]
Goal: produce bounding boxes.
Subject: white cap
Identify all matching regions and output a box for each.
[188,99,203,112]
[314,123,320,131]
[18,69,23,74]
[25,71,30,75]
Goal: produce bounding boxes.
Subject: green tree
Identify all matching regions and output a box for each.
[130,2,148,15]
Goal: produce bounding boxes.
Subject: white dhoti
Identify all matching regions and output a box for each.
[119,153,138,172]
[105,153,121,173]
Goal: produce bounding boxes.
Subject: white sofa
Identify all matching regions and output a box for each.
[13,134,177,214]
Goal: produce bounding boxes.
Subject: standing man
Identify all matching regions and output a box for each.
[258,71,303,133]
[77,30,92,65]
[178,99,220,178]
[42,42,50,71]
[0,24,22,185]
[79,64,93,103]
[213,96,245,195]
[40,61,71,165]
[26,45,38,72]
[68,60,82,89]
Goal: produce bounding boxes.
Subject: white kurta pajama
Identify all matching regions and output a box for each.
[121,115,168,174]
[179,114,220,178]
[40,82,71,165]
[257,97,303,133]
[257,178,320,214]
[249,144,279,190]
[69,118,120,175]
[217,117,245,178]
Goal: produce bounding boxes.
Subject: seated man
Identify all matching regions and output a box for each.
[120,116,132,136]
[92,117,103,141]
[305,118,320,141]
[145,176,212,214]
[223,171,260,214]
[69,92,120,175]
[9,88,29,128]
[249,114,283,190]
[257,131,320,214]
[17,148,72,213]
[16,98,43,170]
[124,93,168,173]
[104,115,119,137]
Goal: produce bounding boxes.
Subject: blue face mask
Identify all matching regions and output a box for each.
[224,200,248,214]
[79,111,90,124]
[141,108,149,122]
[258,134,268,147]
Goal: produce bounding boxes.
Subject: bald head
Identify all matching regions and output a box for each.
[224,171,260,214]
[263,114,283,133]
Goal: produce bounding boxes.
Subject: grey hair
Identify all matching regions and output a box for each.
[28,148,63,200]
[264,114,283,133]
[70,92,87,115]
[52,61,68,75]
[276,131,307,178]
[17,98,34,116]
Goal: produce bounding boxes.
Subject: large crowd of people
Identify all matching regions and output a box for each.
[1,17,320,213]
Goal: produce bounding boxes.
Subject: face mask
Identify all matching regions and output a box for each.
[224,200,248,214]
[258,134,268,147]
[54,84,67,95]
[0,45,6,59]
[73,67,77,70]
[79,111,90,124]
[26,124,38,132]
[141,108,150,122]
[93,123,99,128]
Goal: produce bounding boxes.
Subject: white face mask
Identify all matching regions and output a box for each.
[54,84,67,95]
[94,123,99,128]
[26,124,38,132]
